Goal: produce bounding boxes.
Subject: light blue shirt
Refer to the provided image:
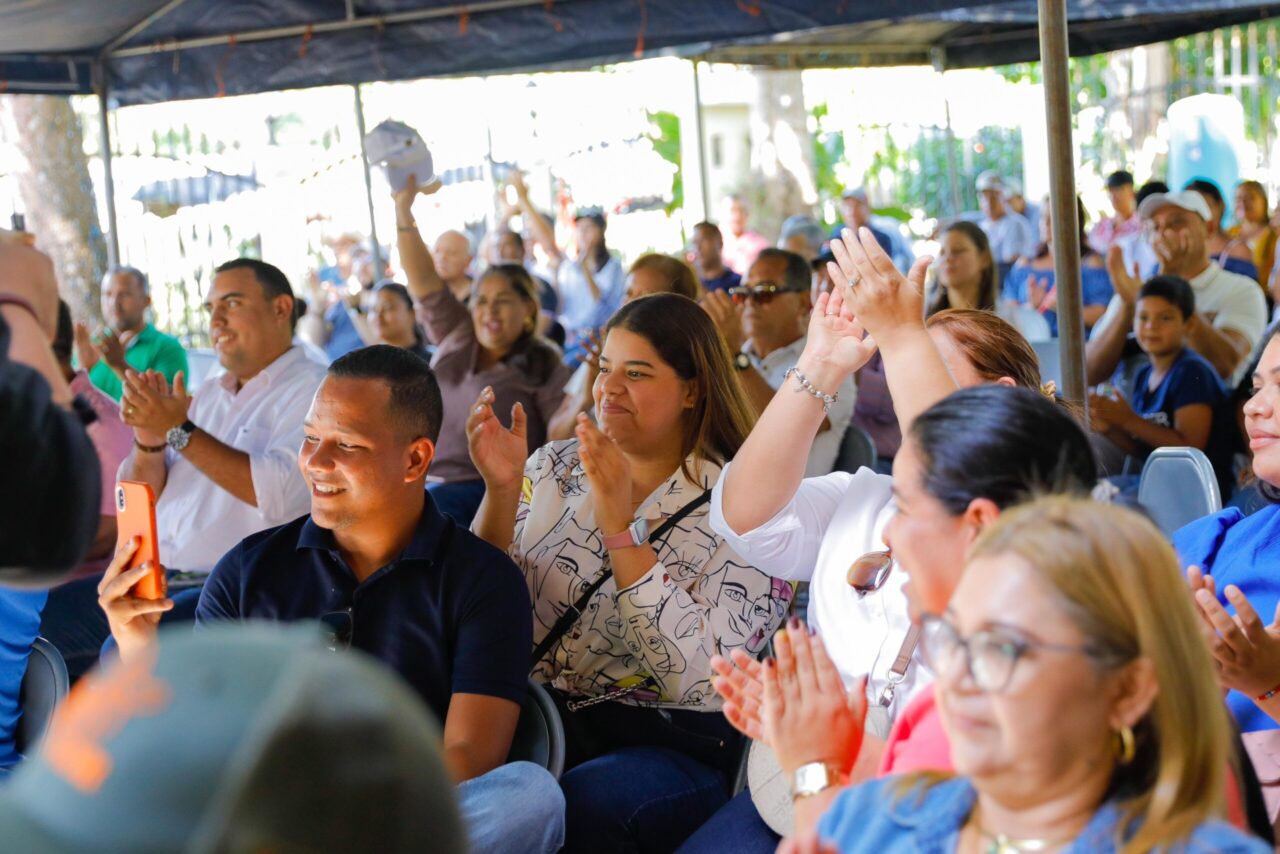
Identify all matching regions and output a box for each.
[981,212,1038,264]
[818,776,1267,853]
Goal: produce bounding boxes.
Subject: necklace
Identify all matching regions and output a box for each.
[976,825,1073,853]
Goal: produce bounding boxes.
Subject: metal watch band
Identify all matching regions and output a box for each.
[791,761,837,799]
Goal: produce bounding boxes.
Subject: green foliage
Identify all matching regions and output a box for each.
[867,125,1023,221]
[645,110,683,215]
[810,103,846,230]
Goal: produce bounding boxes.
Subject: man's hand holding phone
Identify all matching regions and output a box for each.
[97,536,173,662]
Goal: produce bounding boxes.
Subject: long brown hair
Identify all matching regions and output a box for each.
[928,221,999,316]
[925,309,1041,390]
[606,293,755,480]
[628,253,704,301]
[967,497,1232,854]
[475,263,561,384]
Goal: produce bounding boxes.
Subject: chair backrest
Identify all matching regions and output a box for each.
[16,637,69,754]
[1137,447,1223,536]
[831,424,878,474]
[1031,338,1061,389]
[505,679,565,780]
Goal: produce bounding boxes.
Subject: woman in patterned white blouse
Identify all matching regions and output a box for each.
[468,292,792,853]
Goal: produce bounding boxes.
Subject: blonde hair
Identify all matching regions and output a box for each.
[968,496,1232,854]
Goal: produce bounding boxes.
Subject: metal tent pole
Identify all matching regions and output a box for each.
[932,49,963,219]
[691,59,711,220]
[94,60,121,268]
[1037,0,1086,410]
[352,83,384,277]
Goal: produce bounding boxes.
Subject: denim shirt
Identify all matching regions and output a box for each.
[818,776,1268,853]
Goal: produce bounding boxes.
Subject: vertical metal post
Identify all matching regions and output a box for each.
[691,59,711,220]
[932,49,963,219]
[352,83,383,276]
[1038,0,1085,408]
[94,60,121,268]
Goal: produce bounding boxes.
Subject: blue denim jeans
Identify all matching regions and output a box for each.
[559,746,730,854]
[675,787,779,854]
[426,479,487,527]
[457,761,565,854]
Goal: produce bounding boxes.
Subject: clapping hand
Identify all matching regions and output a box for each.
[0,227,58,339]
[1188,567,1280,698]
[98,327,129,377]
[1027,275,1057,313]
[761,620,867,776]
[827,226,932,345]
[575,412,633,536]
[1106,245,1143,305]
[73,321,103,372]
[1086,388,1133,433]
[711,648,767,740]
[466,386,529,491]
[121,369,190,445]
[701,290,746,354]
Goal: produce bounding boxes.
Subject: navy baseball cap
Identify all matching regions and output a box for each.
[0,624,465,853]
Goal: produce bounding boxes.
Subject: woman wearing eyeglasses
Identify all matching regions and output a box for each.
[781,497,1266,853]
[467,292,791,853]
[681,387,1095,853]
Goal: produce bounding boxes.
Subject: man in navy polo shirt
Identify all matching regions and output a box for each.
[98,345,563,853]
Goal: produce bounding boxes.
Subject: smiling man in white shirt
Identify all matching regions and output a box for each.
[118,259,327,575]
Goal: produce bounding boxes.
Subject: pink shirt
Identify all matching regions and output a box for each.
[877,684,952,777]
[722,230,770,275]
[70,371,133,517]
[69,371,134,577]
[1087,213,1142,256]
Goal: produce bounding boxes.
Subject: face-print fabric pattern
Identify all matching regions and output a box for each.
[511,439,791,709]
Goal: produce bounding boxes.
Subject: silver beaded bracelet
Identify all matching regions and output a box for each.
[783,366,838,414]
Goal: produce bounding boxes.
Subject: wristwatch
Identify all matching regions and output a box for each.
[601,517,649,551]
[791,762,838,799]
[733,352,752,372]
[166,419,197,452]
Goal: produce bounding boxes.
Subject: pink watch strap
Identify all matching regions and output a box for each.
[602,526,639,550]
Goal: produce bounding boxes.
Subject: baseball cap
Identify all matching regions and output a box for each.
[1138,189,1212,222]
[1004,177,1024,198]
[364,119,436,192]
[975,170,1004,192]
[0,624,465,854]
[841,187,869,202]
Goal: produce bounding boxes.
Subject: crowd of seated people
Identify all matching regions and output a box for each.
[8,149,1280,854]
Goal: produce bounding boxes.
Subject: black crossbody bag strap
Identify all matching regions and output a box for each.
[530,489,712,668]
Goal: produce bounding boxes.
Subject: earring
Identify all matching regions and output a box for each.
[1114,724,1135,765]
[524,316,536,333]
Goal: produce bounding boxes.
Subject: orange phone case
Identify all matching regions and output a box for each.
[115,481,167,600]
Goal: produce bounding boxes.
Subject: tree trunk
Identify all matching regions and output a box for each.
[1,95,107,325]
[745,69,818,240]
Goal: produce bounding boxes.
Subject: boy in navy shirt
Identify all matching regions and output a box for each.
[1090,275,1230,490]
[98,345,563,853]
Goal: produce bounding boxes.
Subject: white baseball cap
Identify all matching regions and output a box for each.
[975,170,1004,192]
[363,120,435,191]
[1138,189,1212,222]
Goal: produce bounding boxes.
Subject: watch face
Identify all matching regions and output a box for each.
[734,353,751,370]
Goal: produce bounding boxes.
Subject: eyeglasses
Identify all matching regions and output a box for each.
[918,614,1094,694]
[728,283,805,306]
[319,607,354,652]
[847,549,894,596]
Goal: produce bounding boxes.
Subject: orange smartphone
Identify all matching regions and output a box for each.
[114,481,167,600]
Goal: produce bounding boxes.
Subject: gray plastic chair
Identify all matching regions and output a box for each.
[1031,339,1061,389]
[831,424,878,474]
[1137,447,1222,536]
[16,637,69,754]
[506,679,566,780]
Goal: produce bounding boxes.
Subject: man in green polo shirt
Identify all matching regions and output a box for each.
[75,266,188,400]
